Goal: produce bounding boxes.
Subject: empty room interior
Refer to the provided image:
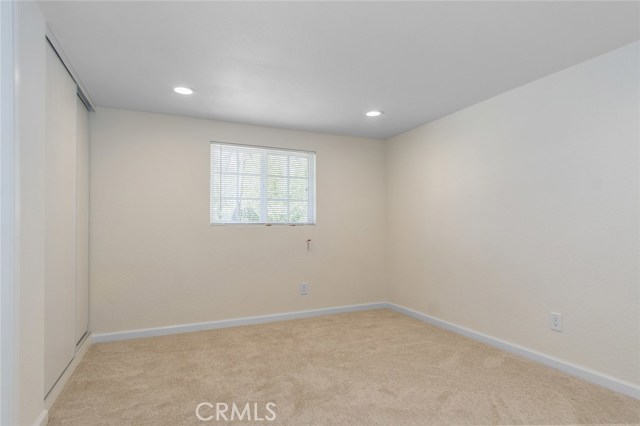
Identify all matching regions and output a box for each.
[3,1,640,425]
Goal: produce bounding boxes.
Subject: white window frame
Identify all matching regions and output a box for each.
[210,141,316,226]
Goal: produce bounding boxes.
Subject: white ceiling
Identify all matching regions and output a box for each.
[39,1,640,140]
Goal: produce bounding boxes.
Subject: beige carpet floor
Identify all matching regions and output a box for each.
[49,309,639,425]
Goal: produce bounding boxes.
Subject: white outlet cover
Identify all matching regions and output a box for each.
[550,312,563,332]
[300,282,309,295]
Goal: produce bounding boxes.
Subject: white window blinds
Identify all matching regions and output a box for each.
[210,142,316,225]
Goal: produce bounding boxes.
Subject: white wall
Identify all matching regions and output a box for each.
[15,2,47,425]
[90,108,387,334]
[387,42,640,386]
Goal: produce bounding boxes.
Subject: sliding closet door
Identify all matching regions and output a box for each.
[44,43,77,394]
[75,96,89,343]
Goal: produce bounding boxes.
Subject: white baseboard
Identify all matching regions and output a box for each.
[89,301,639,400]
[31,409,48,426]
[387,303,640,400]
[44,333,92,410]
[92,302,388,344]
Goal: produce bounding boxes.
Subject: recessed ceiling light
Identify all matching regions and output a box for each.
[174,87,194,95]
[366,110,383,117]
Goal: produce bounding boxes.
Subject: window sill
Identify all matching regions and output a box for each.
[209,223,316,227]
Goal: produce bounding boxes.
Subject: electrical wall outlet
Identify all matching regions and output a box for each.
[550,312,562,332]
[299,282,309,296]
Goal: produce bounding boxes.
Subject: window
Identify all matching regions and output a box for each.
[210,142,316,225]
